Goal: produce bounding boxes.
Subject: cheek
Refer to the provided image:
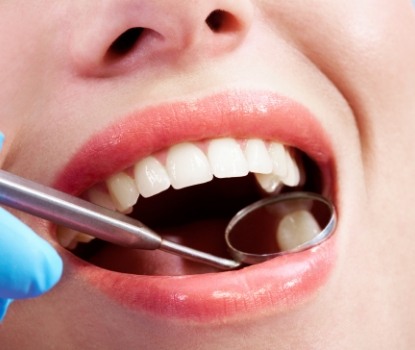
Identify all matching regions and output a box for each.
[298,2,415,160]
[0,3,61,144]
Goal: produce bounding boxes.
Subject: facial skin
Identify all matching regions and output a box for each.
[1,0,415,348]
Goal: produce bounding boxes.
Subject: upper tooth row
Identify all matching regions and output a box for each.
[85,138,301,212]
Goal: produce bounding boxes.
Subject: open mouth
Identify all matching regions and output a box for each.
[57,137,323,276]
[53,91,336,320]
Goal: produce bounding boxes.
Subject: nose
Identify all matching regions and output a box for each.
[70,0,254,76]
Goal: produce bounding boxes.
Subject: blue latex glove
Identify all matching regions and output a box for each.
[0,134,62,321]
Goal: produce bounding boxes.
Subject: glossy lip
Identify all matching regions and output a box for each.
[55,90,337,322]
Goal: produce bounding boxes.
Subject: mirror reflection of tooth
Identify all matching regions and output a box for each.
[264,197,313,220]
[276,210,321,251]
[134,156,171,197]
[244,139,273,174]
[106,172,140,212]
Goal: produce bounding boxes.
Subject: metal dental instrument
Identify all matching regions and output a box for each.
[225,191,336,265]
[0,170,241,270]
[0,169,336,270]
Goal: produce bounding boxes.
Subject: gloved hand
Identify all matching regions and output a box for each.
[0,133,62,321]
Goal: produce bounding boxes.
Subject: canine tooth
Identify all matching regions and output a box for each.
[166,142,213,189]
[254,173,283,193]
[281,150,300,187]
[276,210,321,251]
[244,139,273,174]
[86,186,116,210]
[134,156,171,197]
[269,142,288,178]
[208,138,249,178]
[106,172,140,212]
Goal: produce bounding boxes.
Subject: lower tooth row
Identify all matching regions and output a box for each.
[88,138,302,213]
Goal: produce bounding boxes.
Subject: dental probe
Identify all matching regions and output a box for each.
[0,170,241,270]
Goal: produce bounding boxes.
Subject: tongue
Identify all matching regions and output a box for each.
[88,219,230,275]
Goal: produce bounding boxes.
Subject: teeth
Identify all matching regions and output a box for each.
[106,172,139,212]
[86,185,116,210]
[134,156,170,197]
[254,143,301,193]
[57,227,95,250]
[244,139,273,174]
[57,227,78,248]
[276,210,321,251]
[269,142,288,178]
[166,143,213,189]
[68,138,305,241]
[254,173,283,193]
[207,138,249,178]
[280,150,300,187]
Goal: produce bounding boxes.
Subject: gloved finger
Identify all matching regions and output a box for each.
[0,207,63,299]
[0,298,13,321]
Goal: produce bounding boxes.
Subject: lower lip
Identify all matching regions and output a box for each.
[56,90,337,321]
[69,236,336,322]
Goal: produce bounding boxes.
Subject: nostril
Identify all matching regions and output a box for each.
[107,27,144,59]
[205,10,241,33]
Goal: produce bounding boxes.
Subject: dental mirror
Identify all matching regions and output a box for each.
[0,170,336,270]
[225,192,336,265]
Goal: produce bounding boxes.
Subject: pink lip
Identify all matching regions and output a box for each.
[56,90,337,322]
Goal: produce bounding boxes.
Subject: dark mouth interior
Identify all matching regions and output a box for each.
[70,151,322,275]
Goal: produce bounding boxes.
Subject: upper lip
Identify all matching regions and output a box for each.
[55,90,334,196]
[53,89,337,321]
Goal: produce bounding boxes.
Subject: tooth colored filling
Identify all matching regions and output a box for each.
[57,137,303,250]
